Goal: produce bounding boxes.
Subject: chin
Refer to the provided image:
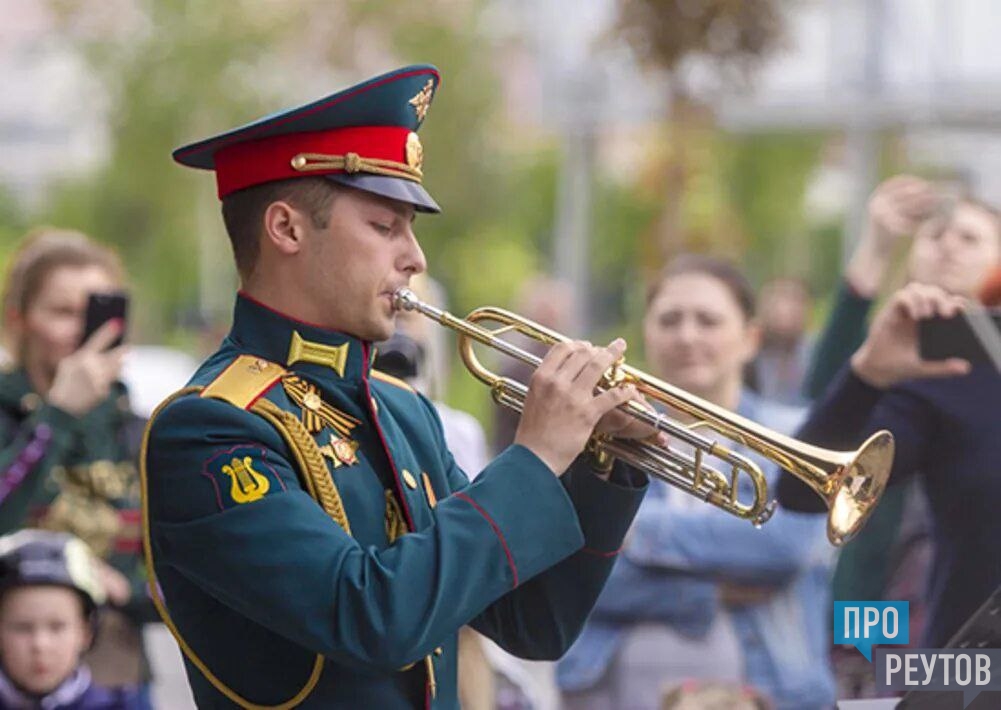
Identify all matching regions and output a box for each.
[364,319,396,343]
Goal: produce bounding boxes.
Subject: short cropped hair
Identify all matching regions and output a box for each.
[220,177,340,278]
[646,253,756,321]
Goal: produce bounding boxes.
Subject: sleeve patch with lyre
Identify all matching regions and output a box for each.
[201,444,286,511]
[201,356,286,409]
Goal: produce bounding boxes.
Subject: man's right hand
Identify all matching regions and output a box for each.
[47,319,126,417]
[514,338,639,476]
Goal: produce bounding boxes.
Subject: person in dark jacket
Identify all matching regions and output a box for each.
[0,229,154,702]
[779,281,1000,651]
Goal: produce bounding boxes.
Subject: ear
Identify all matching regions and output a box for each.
[262,201,308,257]
[80,619,95,652]
[741,320,763,364]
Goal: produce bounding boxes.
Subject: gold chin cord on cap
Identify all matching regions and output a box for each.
[290,152,422,181]
[290,132,425,183]
[392,288,895,547]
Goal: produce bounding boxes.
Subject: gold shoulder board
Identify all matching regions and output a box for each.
[201,356,287,409]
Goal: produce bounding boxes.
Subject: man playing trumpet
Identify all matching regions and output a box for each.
[141,65,651,709]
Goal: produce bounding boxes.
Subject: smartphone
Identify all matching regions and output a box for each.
[80,291,129,349]
[918,307,1001,369]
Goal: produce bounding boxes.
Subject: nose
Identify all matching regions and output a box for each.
[400,225,427,276]
[675,316,699,344]
[28,629,48,653]
[938,227,965,256]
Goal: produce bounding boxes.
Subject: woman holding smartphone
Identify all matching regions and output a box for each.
[0,228,153,706]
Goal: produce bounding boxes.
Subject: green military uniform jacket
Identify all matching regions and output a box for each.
[143,294,647,709]
[0,368,154,684]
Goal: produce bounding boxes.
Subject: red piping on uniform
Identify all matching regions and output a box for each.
[237,290,357,335]
[454,493,519,589]
[360,343,416,530]
[246,379,281,411]
[360,341,428,703]
[175,68,441,162]
[581,546,621,558]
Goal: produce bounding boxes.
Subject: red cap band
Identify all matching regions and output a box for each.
[213,125,415,198]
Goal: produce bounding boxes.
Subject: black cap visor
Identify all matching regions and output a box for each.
[325,174,440,214]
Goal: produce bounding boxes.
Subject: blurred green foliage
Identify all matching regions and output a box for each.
[2,1,877,439]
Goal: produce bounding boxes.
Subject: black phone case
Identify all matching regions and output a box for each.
[81,292,129,348]
[918,311,1001,365]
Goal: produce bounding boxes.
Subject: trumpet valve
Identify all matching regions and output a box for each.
[603,360,629,388]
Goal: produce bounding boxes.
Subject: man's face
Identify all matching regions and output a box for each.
[300,188,426,341]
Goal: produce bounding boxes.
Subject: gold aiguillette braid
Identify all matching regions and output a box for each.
[251,398,351,536]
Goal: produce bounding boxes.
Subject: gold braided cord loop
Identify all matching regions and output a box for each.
[251,398,351,535]
[140,387,324,709]
[290,151,423,182]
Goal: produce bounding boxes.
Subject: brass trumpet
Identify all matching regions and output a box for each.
[393,289,893,546]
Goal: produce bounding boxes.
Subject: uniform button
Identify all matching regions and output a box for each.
[434,647,443,656]
[370,396,379,413]
[402,469,418,489]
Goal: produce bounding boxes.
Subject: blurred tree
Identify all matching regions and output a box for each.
[613,0,787,268]
[44,0,303,338]
[0,187,29,286]
[722,132,829,284]
[38,0,536,344]
[32,0,579,423]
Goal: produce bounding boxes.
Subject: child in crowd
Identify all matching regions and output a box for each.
[0,529,141,709]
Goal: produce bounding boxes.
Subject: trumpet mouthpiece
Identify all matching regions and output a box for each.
[393,288,419,312]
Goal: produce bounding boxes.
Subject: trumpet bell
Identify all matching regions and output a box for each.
[827,431,894,546]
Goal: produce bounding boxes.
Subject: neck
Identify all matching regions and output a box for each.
[24,358,54,397]
[761,331,799,353]
[241,279,329,331]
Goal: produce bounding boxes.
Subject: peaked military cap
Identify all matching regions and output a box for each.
[173,64,441,212]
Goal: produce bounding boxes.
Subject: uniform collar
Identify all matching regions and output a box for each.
[229,292,373,384]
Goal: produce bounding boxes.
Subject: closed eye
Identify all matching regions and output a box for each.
[370,222,393,236]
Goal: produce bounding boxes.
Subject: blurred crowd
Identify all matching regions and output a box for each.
[0,172,997,709]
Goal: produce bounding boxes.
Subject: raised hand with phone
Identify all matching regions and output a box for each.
[47,314,128,417]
